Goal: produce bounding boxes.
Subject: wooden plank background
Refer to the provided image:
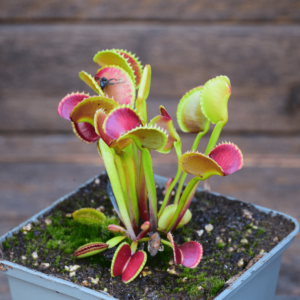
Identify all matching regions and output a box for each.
[0,1,300,299]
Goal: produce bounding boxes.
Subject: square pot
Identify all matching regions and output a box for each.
[0,174,299,300]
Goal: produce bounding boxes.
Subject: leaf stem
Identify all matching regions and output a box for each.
[99,139,136,240]
[173,121,210,204]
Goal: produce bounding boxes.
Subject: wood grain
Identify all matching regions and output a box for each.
[1,25,300,133]
[0,0,300,22]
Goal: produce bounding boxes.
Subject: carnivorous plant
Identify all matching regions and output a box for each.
[57,49,243,283]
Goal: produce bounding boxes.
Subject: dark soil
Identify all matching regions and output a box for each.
[1,173,295,300]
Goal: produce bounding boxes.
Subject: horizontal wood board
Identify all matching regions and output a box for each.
[1,0,300,22]
[1,25,300,133]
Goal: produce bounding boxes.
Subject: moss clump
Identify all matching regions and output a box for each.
[256,227,265,236]
[2,241,10,249]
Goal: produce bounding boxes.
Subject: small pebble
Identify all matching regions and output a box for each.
[65,266,70,271]
[240,238,248,245]
[162,189,166,195]
[198,286,204,291]
[32,252,38,259]
[142,270,152,277]
[33,261,38,266]
[21,256,26,260]
[89,277,99,284]
[181,277,188,282]
[196,229,204,237]
[167,266,178,275]
[220,228,226,232]
[23,223,33,232]
[171,190,175,196]
[94,178,100,185]
[169,260,174,265]
[259,249,265,254]
[40,263,50,269]
[237,247,246,253]
[65,213,72,218]
[99,206,105,212]
[103,288,108,292]
[91,199,94,203]
[103,195,107,200]
[205,224,214,233]
[252,225,258,229]
[69,265,81,272]
[70,271,76,277]
[242,209,253,220]
[273,236,278,242]
[237,259,244,267]
[81,280,90,287]
[44,218,52,226]
[158,201,163,205]
[227,247,234,253]
[228,237,232,244]
[144,286,149,294]
[233,244,238,249]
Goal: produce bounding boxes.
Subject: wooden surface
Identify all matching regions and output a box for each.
[0,1,300,298]
[1,0,300,22]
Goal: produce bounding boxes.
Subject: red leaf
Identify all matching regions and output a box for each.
[122,251,147,283]
[72,122,99,144]
[58,93,89,120]
[209,143,243,176]
[95,66,135,105]
[167,232,183,264]
[111,243,131,277]
[179,241,203,268]
[160,106,171,119]
[104,107,143,140]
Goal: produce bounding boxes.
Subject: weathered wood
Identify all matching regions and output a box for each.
[1,25,300,133]
[1,92,300,133]
[0,0,300,22]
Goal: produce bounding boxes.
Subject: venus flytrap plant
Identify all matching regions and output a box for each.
[57,49,243,283]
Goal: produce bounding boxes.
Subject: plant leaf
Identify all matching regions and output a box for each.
[107,224,126,233]
[179,241,203,268]
[136,65,151,123]
[209,142,243,175]
[165,177,199,233]
[72,208,106,225]
[58,92,90,120]
[104,106,143,140]
[117,126,168,151]
[71,122,99,144]
[111,242,131,277]
[106,236,127,249]
[167,232,183,264]
[158,204,192,231]
[74,242,108,258]
[115,49,143,88]
[95,65,136,105]
[122,250,147,284]
[70,96,118,126]
[200,76,231,124]
[149,106,180,153]
[179,151,224,180]
[94,109,113,146]
[79,71,104,95]
[93,50,136,87]
[99,139,136,240]
[177,86,208,133]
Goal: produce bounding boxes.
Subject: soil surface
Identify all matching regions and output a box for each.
[1,173,295,300]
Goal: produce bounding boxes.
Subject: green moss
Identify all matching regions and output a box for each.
[256,227,265,236]
[2,241,10,249]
